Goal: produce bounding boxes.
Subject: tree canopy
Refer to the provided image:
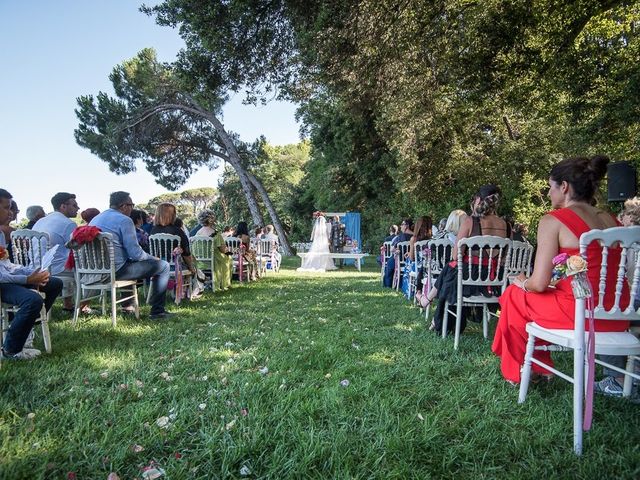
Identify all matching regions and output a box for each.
[139,1,640,248]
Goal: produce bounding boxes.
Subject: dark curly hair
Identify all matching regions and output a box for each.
[549,155,609,203]
[471,184,501,217]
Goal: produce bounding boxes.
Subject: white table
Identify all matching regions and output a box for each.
[296,253,369,271]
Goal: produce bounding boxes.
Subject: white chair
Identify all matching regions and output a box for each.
[393,241,411,291]
[257,239,280,274]
[442,235,512,349]
[507,240,534,277]
[380,241,393,285]
[148,233,193,302]
[1,230,52,353]
[225,236,250,282]
[518,226,640,455]
[422,238,454,319]
[409,240,430,302]
[190,236,216,292]
[72,232,140,327]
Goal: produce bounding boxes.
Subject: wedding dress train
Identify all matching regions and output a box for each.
[297,216,337,272]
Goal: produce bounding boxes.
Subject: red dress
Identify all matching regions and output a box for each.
[491,208,630,383]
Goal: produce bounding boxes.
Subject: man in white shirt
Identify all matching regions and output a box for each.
[262,224,281,269]
[33,192,80,310]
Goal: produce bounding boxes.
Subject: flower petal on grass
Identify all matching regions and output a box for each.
[155,416,170,429]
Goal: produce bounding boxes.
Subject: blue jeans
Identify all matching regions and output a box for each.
[116,259,170,315]
[1,277,63,355]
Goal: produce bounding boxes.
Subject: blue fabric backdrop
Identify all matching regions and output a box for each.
[343,212,361,266]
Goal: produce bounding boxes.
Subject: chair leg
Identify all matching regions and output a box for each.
[132,285,140,320]
[146,280,152,304]
[40,305,52,354]
[622,356,634,398]
[111,286,117,328]
[454,301,462,350]
[72,282,82,328]
[573,339,585,456]
[518,334,536,403]
[101,291,107,316]
[482,305,489,340]
[442,301,449,339]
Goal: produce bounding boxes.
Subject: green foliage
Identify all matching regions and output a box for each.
[1,263,638,478]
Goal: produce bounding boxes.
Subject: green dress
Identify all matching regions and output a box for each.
[213,232,232,290]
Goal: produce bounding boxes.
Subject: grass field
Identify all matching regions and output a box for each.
[1,257,639,479]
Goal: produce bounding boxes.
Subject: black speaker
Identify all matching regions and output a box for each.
[608,161,637,201]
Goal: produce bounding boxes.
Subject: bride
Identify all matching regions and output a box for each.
[297,215,337,272]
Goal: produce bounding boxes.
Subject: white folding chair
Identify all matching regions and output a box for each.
[423,238,454,319]
[518,226,640,455]
[507,240,534,277]
[1,230,53,353]
[409,240,430,302]
[190,236,216,292]
[257,239,280,274]
[380,241,393,285]
[148,233,193,302]
[443,235,512,349]
[72,232,140,327]
[393,241,412,291]
[225,236,248,282]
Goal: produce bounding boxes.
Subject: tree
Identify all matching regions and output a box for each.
[180,187,217,216]
[74,48,293,254]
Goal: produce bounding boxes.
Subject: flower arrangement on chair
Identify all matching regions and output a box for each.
[0,245,9,262]
[551,253,590,298]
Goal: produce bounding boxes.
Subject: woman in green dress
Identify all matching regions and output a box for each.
[194,209,232,290]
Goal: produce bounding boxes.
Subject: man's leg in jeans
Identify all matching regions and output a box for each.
[116,259,170,315]
[40,277,64,312]
[1,283,43,355]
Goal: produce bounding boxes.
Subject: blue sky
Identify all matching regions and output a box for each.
[0,0,300,220]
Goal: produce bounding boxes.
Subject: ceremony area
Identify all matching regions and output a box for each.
[0,259,638,479]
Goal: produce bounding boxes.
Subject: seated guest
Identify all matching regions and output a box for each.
[141,213,154,235]
[150,204,198,276]
[222,226,234,238]
[80,208,100,224]
[383,219,414,288]
[384,225,399,242]
[423,185,511,332]
[235,221,258,279]
[194,209,232,290]
[189,220,203,237]
[32,192,80,311]
[408,216,433,261]
[492,156,630,385]
[593,195,640,396]
[443,209,467,243]
[90,191,172,319]
[0,200,19,246]
[130,209,150,252]
[25,206,45,229]
[262,224,282,268]
[174,217,191,239]
[0,188,63,360]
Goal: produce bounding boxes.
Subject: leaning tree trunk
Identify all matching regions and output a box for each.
[247,171,293,255]
[200,109,265,227]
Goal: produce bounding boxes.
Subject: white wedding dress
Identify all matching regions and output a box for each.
[297,216,337,272]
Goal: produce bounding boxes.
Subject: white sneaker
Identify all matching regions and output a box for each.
[22,347,42,358]
[1,349,39,360]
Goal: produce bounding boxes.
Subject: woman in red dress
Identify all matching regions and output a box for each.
[492,155,630,384]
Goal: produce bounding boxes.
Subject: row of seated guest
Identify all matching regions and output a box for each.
[0,188,63,361]
[193,209,232,291]
[382,218,414,288]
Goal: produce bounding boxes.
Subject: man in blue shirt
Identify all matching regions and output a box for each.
[0,189,63,360]
[90,191,172,319]
[33,192,80,310]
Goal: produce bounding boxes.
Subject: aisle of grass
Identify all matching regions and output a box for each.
[1,257,639,479]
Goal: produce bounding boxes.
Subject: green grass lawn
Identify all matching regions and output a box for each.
[1,257,639,479]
